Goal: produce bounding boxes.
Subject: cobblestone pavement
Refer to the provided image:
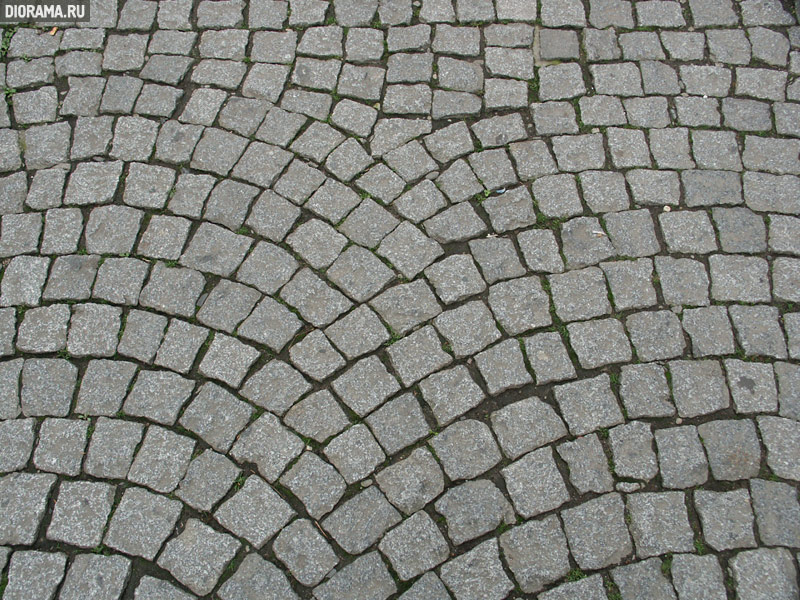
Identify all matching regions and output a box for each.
[1,0,800,598]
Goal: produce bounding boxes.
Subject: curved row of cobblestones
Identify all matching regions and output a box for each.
[1,0,800,599]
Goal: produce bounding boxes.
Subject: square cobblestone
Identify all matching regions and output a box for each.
[104,486,181,560]
[554,374,624,436]
[435,479,514,546]
[655,425,709,489]
[562,493,632,570]
[280,452,347,519]
[214,476,294,548]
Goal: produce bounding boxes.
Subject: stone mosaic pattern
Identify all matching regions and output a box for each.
[0,0,800,598]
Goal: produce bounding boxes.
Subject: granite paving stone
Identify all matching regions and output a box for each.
[322,487,401,555]
[568,318,633,369]
[83,418,143,480]
[387,325,452,386]
[609,421,658,481]
[280,452,347,519]
[324,423,386,483]
[214,475,294,548]
[490,396,567,460]
[434,479,514,545]
[239,359,311,415]
[610,559,678,600]
[20,358,77,418]
[123,370,195,426]
[475,338,533,394]
[418,365,485,425]
[431,419,502,481]
[3,551,66,600]
[58,554,131,600]
[538,574,607,600]
[332,355,400,416]
[273,519,339,586]
[757,416,800,481]
[503,446,570,518]
[33,418,88,477]
[554,374,624,436]
[730,548,799,600]
[0,418,35,474]
[46,480,115,548]
[695,489,757,551]
[178,382,253,453]
[500,516,570,593]
[670,360,731,418]
[439,539,513,600]
[627,491,694,558]
[104,486,182,560]
[175,450,240,513]
[655,425,709,489]
[671,554,728,600]
[230,413,304,482]
[127,425,194,494]
[378,511,448,579]
[562,493,633,570]
[0,473,57,545]
[366,393,428,455]
[157,519,240,596]
[398,572,450,600]
[375,447,444,515]
[313,552,395,600]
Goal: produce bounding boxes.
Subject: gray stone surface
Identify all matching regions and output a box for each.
[730,548,799,600]
[611,559,678,600]
[698,419,761,481]
[157,519,240,596]
[554,374,624,436]
[3,550,67,600]
[281,452,347,519]
[627,492,694,558]
[435,479,514,545]
[322,487,401,555]
[376,445,444,514]
[176,449,240,513]
[0,8,796,598]
[671,554,728,600]
[440,539,513,600]
[214,475,294,548]
[59,553,131,600]
[230,413,304,482]
[33,418,88,476]
[378,510,448,579]
[83,418,143,480]
[758,416,800,481]
[557,433,614,495]
[430,419,502,481]
[750,478,800,548]
[503,446,570,518]
[695,489,757,551]
[47,480,115,548]
[217,554,298,600]
[491,396,567,460]
[0,473,57,545]
[670,360,731,418]
[314,552,395,600]
[104,486,182,560]
[655,425,709,489]
[324,423,386,484]
[562,493,633,570]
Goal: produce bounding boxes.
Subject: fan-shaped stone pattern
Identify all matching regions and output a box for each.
[0,0,799,598]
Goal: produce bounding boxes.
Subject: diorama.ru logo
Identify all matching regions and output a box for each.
[1,0,90,22]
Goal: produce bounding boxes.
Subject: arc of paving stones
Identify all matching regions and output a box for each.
[1,0,800,598]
